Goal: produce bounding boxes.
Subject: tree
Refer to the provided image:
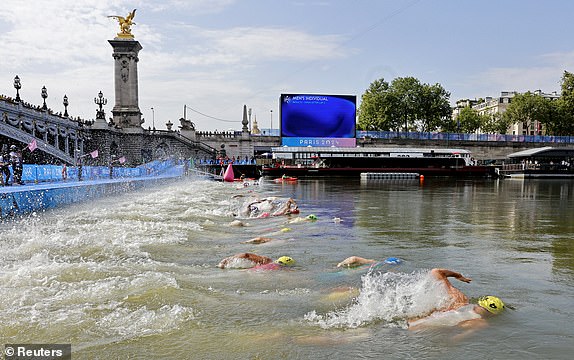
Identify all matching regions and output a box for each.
[389,77,422,132]
[503,91,553,134]
[454,106,482,133]
[418,83,452,132]
[357,78,391,130]
[358,76,451,132]
[551,71,574,135]
[481,112,512,134]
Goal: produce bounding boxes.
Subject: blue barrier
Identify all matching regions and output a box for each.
[0,162,184,219]
[356,130,574,143]
[3,159,178,184]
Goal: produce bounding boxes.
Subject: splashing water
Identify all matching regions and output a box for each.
[305,269,451,329]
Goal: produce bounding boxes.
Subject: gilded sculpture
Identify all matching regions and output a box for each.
[108,9,137,38]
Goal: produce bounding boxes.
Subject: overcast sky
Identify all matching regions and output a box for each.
[1,0,574,131]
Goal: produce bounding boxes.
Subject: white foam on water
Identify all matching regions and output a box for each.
[95,303,194,338]
[305,269,451,329]
[0,179,237,343]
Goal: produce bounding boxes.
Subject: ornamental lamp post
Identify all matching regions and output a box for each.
[41,86,48,110]
[94,91,107,120]
[63,95,69,117]
[13,75,21,102]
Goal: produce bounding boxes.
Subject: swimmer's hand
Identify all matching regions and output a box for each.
[432,269,472,283]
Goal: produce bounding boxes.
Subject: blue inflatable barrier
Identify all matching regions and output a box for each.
[0,159,183,219]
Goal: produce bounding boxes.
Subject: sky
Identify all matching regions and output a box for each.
[2,0,574,131]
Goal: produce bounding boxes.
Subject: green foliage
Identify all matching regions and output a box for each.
[481,112,512,134]
[357,78,391,130]
[359,70,574,136]
[357,76,451,132]
[454,107,482,133]
[503,91,553,134]
[550,71,574,135]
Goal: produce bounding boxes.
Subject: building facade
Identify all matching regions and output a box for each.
[454,90,560,135]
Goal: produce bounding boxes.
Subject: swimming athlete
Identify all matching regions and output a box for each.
[217,253,295,270]
[217,252,272,269]
[249,256,296,271]
[287,214,318,224]
[408,268,505,329]
[337,256,402,268]
[271,198,299,216]
[240,236,274,244]
[239,197,298,218]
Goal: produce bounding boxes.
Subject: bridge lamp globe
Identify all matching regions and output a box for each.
[41,86,48,110]
[13,75,21,102]
[63,95,69,117]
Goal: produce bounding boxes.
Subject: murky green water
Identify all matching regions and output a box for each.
[1,177,573,359]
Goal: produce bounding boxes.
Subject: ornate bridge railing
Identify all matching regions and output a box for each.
[0,98,90,164]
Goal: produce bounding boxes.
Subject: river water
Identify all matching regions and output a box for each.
[1,176,573,359]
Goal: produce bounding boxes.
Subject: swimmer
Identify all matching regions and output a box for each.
[271,198,299,216]
[228,219,248,227]
[249,256,296,271]
[287,214,318,224]
[217,253,272,269]
[337,256,402,268]
[239,196,298,218]
[241,236,274,244]
[408,268,505,330]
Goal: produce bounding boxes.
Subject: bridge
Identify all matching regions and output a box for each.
[1,97,86,164]
[4,92,574,166]
[1,96,218,165]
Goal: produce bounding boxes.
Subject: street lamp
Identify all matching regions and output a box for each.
[94,91,107,120]
[13,75,21,102]
[41,86,48,110]
[63,95,69,117]
[151,107,155,129]
[270,109,273,132]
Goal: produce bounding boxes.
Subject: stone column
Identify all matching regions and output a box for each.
[108,39,143,133]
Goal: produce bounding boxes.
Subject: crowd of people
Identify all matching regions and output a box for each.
[0,144,24,186]
[217,188,507,333]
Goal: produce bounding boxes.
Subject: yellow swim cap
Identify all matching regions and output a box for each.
[478,295,505,314]
[275,256,295,266]
[306,214,317,220]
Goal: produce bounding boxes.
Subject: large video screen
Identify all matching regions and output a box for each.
[280,94,356,147]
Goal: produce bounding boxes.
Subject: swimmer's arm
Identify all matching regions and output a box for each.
[337,256,376,268]
[241,237,273,244]
[431,268,472,283]
[451,318,489,341]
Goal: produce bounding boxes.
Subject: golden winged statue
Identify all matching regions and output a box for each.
[108,9,136,38]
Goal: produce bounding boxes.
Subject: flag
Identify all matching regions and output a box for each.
[118,156,126,164]
[27,139,37,152]
[90,150,99,158]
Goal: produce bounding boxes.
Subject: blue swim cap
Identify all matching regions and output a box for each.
[383,257,402,265]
